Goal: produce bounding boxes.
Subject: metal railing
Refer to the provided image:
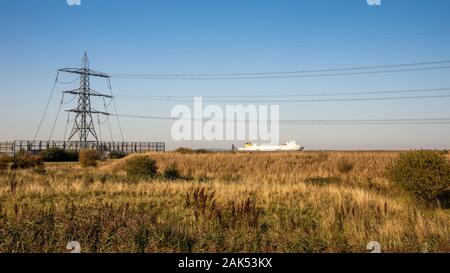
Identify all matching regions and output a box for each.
[0,140,165,155]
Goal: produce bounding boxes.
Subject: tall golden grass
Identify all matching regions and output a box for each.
[0,151,448,253]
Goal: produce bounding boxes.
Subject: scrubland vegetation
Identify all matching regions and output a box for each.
[0,150,448,253]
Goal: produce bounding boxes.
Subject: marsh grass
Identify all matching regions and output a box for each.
[0,151,448,253]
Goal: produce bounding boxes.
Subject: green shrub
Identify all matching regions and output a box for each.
[79,150,102,168]
[388,150,450,205]
[124,156,158,179]
[39,148,79,162]
[163,164,181,180]
[10,151,43,170]
[337,158,354,174]
[108,150,127,159]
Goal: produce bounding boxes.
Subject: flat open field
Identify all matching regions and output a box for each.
[0,151,449,253]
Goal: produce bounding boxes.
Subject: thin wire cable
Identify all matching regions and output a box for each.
[100,114,110,125]
[33,72,59,141]
[62,95,77,105]
[110,59,450,79]
[103,97,114,142]
[112,113,450,124]
[285,122,450,125]
[57,77,80,85]
[117,87,450,99]
[115,93,450,103]
[103,97,113,108]
[107,79,125,141]
[113,65,450,80]
[48,94,65,141]
[106,118,114,142]
[97,114,103,142]
[63,112,70,142]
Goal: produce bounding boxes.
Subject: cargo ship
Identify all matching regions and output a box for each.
[235,140,303,152]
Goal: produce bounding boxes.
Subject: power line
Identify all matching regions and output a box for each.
[119,87,450,100]
[57,76,80,85]
[63,112,70,141]
[107,79,125,141]
[116,93,450,103]
[33,72,59,141]
[103,97,115,142]
[114,66,450,80]
[62,95,77,105]
[49,94,65,141]
[97,114,103,142]
[110,59,450,80]
[113,114,450,125]
[117,87,450,99]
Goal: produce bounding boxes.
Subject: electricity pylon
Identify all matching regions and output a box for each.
[59,52,112,145]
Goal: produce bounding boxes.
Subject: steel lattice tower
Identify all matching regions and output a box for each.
[59,53,112,145]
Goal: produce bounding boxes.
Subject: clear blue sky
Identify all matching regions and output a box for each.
[1,0,450,150]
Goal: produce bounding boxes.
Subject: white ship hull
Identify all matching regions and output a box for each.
[237,141,302,152]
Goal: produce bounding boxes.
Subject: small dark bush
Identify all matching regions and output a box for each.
[39,148,79,162]
[437,190,450,208]
[194,149,211,154]
[163,164,181,180]
[337,158,354,174]
[109,150,127,159]
[124,156,158,179]
[10,151,44,170]
[174,147,194,154]
[304,176,341,186]
[388,150,450,206]
[0,155,11,171]
[174,147,211,154]
[79,150,102,168]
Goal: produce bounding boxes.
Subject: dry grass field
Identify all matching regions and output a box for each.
[0,151,449,253]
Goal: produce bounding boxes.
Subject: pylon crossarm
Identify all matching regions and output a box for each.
[62,89,113,98]
[65,109,110,116]
[58,68,110,78]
